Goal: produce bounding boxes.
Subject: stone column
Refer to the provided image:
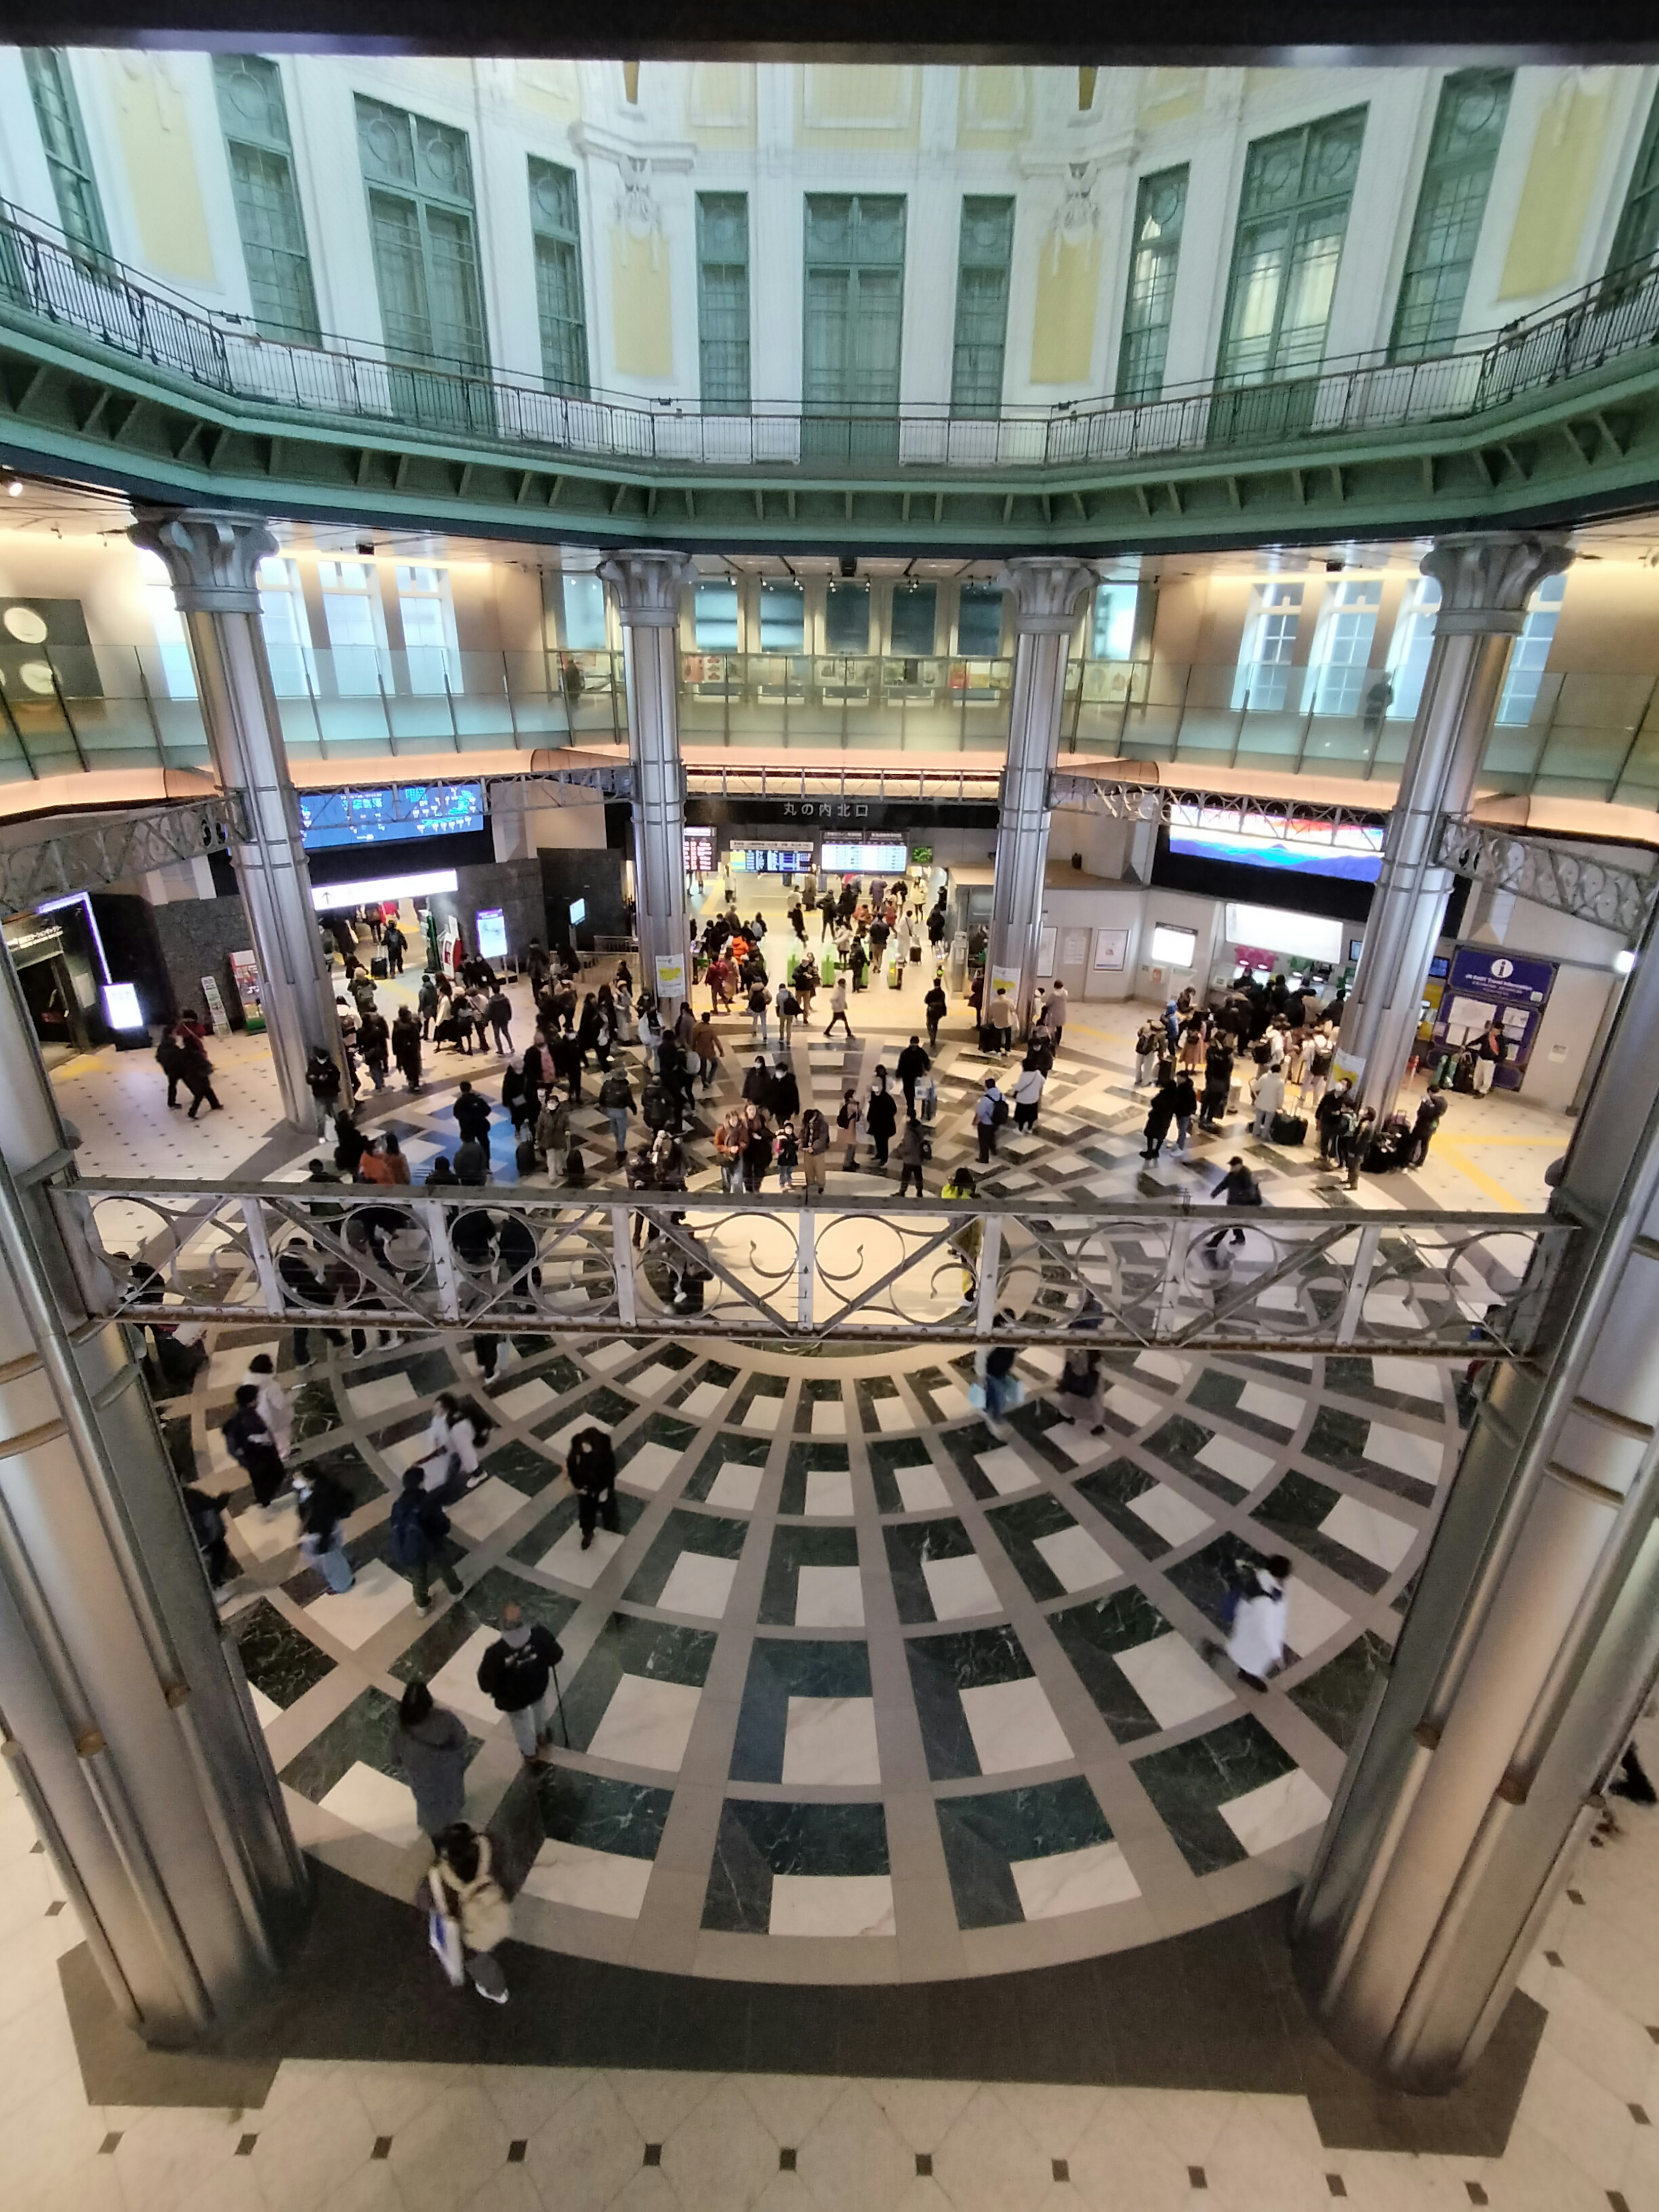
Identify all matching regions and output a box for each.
[600,550,695,1011]
[0,944,307,2045]
[1296,879,1659,2087]
[1335,533,1571,1116]
[129,508,343,1129]
[983,559,1097,1031]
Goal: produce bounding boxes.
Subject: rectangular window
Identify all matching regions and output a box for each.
[256,555,313,697]
[21,49,108,259]
[950,196,1015,419]
[213,55,321,345]
[824,582,870,653]
[957,583,1004,657]
[1091,583,1139,661]
[696,192,750,414]
[1389,70,1512,362]
[529,157,589,397]
[890,582,937,657]
[759,581,804,654]
[693,582,740,652]
[135,548,195,699]
[803,194,906,419]
[356,96,487,373]
[1302,579,1382,716]
[1496,572,1567,725]
[1218,109,1367,385]
[1231,581,1303,712]
[396,563,459,694]
[1116,166,1188,403]
[562,572,607,652]
[318,559,384,696]
[1383,574,1441,720]
[1608,89,1659,278]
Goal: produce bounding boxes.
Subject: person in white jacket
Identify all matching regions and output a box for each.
[243,1353,292,1462]
[1251,1065,1285,1139]
[424,1393,487,1495]
[1208,1557,1292,1691]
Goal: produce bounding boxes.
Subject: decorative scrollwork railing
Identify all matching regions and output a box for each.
[70,1181,1571,1357]
[1436,815,1659,936]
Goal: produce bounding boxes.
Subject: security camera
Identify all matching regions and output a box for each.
[356,538,374,557]
[839,554,858,578]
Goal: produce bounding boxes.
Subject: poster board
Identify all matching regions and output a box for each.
[200,976,231,1034]
[228,950,265,1034]
[654,953,687,1005]
[1430,948,1557,1090]
[1092,927,1130,972]
[1060,928,1090,969]
[988,964,1021,1001]
[1037,925,1058,976]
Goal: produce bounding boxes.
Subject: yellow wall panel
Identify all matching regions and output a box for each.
[957,67,1030,149]
[513,61,581,119]
[1138,68,1206,127]
[796,64,919,151]
[1030,234,1102,385]
[610,228,673,380]
[1499,77,1614,300]
[688,62,756,147]
[103,55,215,285]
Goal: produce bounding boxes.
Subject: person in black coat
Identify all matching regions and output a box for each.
[865,1074,898,1171]
[453,1082,492,1145]
[896,1036,931,1109]
[332,1112,368,1179]
[221,1385,286,1509]
[769,1064,800,1125]
[1142,1077,1179,1162]
[1201,1041,1233,1131]
[476,1600,564,1761]
[565,1427,620,1549]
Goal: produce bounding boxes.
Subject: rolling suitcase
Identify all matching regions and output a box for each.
[1270,1111,1306,1146]
[371,953,389,979]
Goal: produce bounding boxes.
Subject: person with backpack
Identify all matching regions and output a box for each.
[295,1465,356,1593]
[599,1065,635,1165]
[923,980,948,1053]
[1408,1083,1449,1167]
[1205,1555,1293,1691]
[395,1680,469,1843]
[1141,1073,1179,1163]
[974,1077,1006,1165]
[156,1024,188,1110]
[747,976,772,1045]
[221,1384,287,1510]
[426,1822,512,2004]
[181,1481,236,1592]
[425,1392,491,1497]
[391,1465,461,1612]
[1133,1018,1165,1088]
[485,987,514,1056]
[1205,1156,1262,1248]
[566,1426,620,1550]
[477,1599,564,1757]
[417,971,441,1040]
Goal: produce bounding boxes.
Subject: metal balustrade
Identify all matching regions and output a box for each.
[73,1181,1570,1356]
[5,194,1659,482]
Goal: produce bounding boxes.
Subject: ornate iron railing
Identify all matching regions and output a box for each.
[0,793,247,918]
[1436,815,1659,935]
[6,194,1659,480]
[72,1181,1569,1356]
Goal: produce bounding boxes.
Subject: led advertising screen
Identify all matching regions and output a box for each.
[683,827,716,873]
[729,845,815,873]
[820,841,909,874]
[299,783,484,851]
[1168,804,1384,883]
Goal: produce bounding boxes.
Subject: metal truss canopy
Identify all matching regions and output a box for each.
[0,792,246,918]
[76,1180,1569,1356]
[1435,814,1659,935]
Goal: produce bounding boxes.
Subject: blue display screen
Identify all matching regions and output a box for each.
[1169,810,1384,884]
[299,784,483,850]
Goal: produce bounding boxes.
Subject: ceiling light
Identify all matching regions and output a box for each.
[6,480,23,498]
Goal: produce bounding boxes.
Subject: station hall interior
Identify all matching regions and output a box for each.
[5,32,1659,2212]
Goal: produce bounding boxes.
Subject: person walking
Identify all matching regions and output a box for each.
[221,1384,287,1510]
[1054,1346,1108,1437]
[1205,1156,1262,1248]
[1045,980,1070,1055]
[975,1077,1005,1166]
[394,1680,467,1842]
[715,1106,748,1194]
[1205,1555,1293,1691]
[391,1008,423,1091]
[179,1027,223,1118]
[599,1065,635,1166]
[296,1464,355,1593]
[896,1112,927,1198]
[485,987,514,1055]
[1141,1074,1178,1162]
[800,1105,830,1199]
[865,1071,897,1173]
[924,980,947,1052]
[1134,1018,1164,1088]
[896,1035,930,1112]
[690,1010,722,1090]
[985,988,1014,1057]
[1171,1069,1198,1154]
[426,1823,512,2004]
[357,1007,390,1093]
[156,1025,188,1109]
[390,1465,462,1612]
[243,1351,292,1461]
[824,975,855,1039]
[477,1599,564,1758]
[1012,1057,1046,1134]
[747,976,772,1046]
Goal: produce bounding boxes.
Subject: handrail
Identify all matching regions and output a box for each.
[5,195,1659,479]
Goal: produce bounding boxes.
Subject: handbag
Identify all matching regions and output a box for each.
[427,1904,465,1988]
[967,1381,987,1410]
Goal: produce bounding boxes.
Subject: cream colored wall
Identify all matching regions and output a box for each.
[97,53,216,285]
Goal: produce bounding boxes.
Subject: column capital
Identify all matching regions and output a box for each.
[599,549,696,629]
[995,556,1100,635]
[1420,532,1573,638]
[128,507,279,616]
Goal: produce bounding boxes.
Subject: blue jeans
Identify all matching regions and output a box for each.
[605,1106,629,1155]
[310,1537,355,1593]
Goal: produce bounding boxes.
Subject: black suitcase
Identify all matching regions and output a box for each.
[370,953,389,979]
[1270,1111,1306,1145]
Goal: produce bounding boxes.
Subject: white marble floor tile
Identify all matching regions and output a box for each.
[1320,1494,1416,1571]
[583,1340,636,1373]
[769,1873,895,1937]
[1105,1385,1161,1429]
[1133,1351,1190,1386]
[587,1675,702,1771]
[678,1381,727,1420]
[621,1441,683,1493]
[804,1467,855,1516]
[492,1377,557,1420]
[795,1564,865,1627]
[656,1552,739,1620]
[960,1676,1073,1773]
[234,1499,302,1562]
[706,1462,764,1511]
[872,1396,915,1433]
[1049,1422,1109,1466]
[975,1445,1037,1496]
[1362,1420,1446,1484]
[1125,1483,1213,1549]
[318,1761,422,1848]
[248,1683,282,1730]
[345,1373,419,1417]
[537,1524,626,1586]
[378,1432,433,1476]
[207,1338,279,1389]
[1010,1840,1141,1919]
[810,1399,848,1437]
[1196,1433,1275,1490]
[922,1551,1001,1620]
[427,1624,505,1730]
[893,1462,951,1512]
[1369,1357,1444,1401]
[303,1557,410,1649]
[931,1383,974,1421]
[522,1840,653,1917]
[625,1363,680,1400]
[1116,1632,1233,1730]
[1219,1767,1332,1856]
[1236,1382,1304,1431]
[744,1396,785,1431]
[1033,1525,1118,1594]
[446,1477,525,1542]
[781,1696,881,1785]
[1285,1579,1351,1657]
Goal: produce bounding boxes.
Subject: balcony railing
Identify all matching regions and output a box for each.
[6,196,1659,480]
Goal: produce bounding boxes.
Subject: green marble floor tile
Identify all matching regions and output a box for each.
[559,1614,718,1751]
[624,1508,749,1608]
[906,1624,1036,1782]
[1131,1714,1300,1877]
[937,1777,1113,1930]
[1046,1589,1170,1744]
[1142,1413,1257,1502]
[779,1441,851,1513]
[230,1598,336,1709]
[702,1798,890,1931]
[731,1638,873,1783]
[680,1429,771,1504]
[280,1686,404,1802]
[984,1491,1085,1601]
[1288,1629,1393,1751]
[1073,1458,1170,1562]
[1251,1470,1391,1596]
[759,1524,859,1626]
[532,1769,673,1858]
[1303,1404,1438,1510]
[485,1438,562,1496]
[883,1517,976,1625]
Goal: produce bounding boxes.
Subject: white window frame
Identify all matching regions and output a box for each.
[317,559,388,697]
[395,563,461,696]
[1382,574,1442,721]
[1495,572,1567,727]
[1231,581,1304,712]
[1300,578,1382,717]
